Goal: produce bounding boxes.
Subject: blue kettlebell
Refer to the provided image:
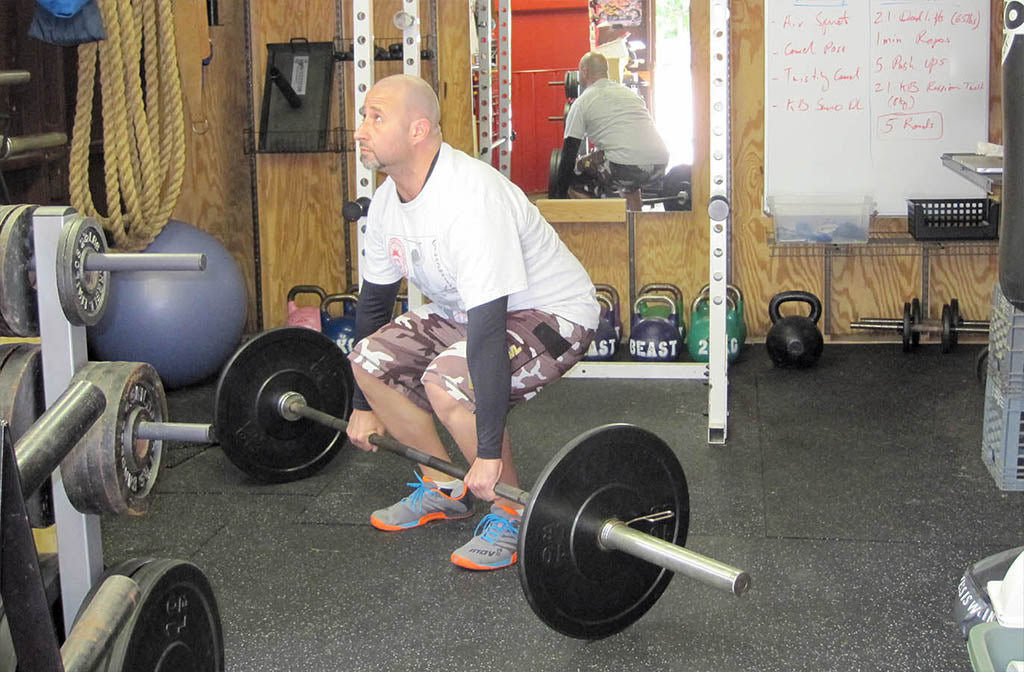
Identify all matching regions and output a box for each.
[593,284,622,342]
[637,283,686,344]
[584,293,619,361]
[342,285,359,317]
[321,293,358,354]
[629,294,681,362]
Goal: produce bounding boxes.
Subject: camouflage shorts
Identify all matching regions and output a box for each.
[348,304,594,413]
[575,150,665,196]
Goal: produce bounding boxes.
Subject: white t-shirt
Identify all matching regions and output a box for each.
[362,142,600,330]
[564,78,669,167]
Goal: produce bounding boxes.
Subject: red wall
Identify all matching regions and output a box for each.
[510,2,590,193]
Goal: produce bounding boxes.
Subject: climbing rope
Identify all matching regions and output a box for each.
[69,0,185,252]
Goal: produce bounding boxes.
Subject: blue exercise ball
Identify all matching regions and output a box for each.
[88,220,248,389]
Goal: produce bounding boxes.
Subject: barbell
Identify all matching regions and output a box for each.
[59,327,750,640]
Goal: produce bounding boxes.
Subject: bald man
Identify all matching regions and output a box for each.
[346,75,599,570]
[554,52,669,199]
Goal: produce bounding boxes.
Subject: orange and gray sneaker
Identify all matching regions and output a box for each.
[370,472,473,531]
[450,504,521,570]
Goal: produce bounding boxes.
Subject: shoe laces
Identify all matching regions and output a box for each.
[400,472,436,512]
[474,511,520,544]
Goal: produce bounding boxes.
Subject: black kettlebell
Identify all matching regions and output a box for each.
[766,290,824,368]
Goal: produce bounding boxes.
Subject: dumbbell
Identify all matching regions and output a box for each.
[850,297,989,353]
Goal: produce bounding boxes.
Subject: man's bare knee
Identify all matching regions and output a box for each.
[424,382,467,424]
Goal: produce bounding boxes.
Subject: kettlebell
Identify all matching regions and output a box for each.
[637,283,686,343]
[726,285,747,353]
[629,294,681,362]
[689,284,747,363]
[583,294,619,361]
[766,290,824,368]
[593,283,622,341]
[321,293,359,354]
[342,285,360,317]
[286,285,327,331]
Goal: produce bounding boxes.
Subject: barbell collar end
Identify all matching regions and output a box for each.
[278,391,307,422]
[599,519,750,597]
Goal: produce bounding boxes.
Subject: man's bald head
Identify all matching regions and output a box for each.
[373,74,441,138]
[579,52,609,80]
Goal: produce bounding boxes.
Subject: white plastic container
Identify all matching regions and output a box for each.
[766,194,875,244]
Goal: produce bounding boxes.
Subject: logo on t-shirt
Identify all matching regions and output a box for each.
[388,237,408,276]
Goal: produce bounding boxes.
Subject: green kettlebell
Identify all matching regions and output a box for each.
[726,285,747,357]
[688,285,744,363]
[637,283,686,343]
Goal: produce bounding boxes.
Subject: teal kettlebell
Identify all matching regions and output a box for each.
[688,285,744,362]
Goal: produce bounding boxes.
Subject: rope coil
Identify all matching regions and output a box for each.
[69,0,185,252]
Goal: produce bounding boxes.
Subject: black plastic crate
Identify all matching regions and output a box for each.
[907,198,999,240]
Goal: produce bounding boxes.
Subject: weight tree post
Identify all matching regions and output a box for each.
[32,206,104,636]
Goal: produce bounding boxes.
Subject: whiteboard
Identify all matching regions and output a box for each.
[764,0,990,216]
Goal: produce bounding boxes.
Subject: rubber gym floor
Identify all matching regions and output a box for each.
[102,343,1023,671]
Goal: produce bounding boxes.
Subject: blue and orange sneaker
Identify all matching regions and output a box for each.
[450,504,521,570]
[370,472,473,531]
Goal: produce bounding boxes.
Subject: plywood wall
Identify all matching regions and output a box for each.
[195,0,1001,338]
[172,0,258,331]
[245,0,465,328]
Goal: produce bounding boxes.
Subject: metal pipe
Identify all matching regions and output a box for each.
[0,132,67,159]
[16,380,106,497]
[0,70,31,86]
[136,421,215,443]
[60,575,140,672]
[84,252,207,272]
[599,520,750,596]
[280,392,748,596]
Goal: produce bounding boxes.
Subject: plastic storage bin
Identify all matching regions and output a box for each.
[981,374,1024,492]
[966,622,1024,671]
[988,284,1024,396]
[766,195,874,244]
[907,198,999,241]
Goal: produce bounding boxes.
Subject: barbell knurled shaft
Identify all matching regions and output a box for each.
[288,400,531,504]
[83,252,207,272]
[599,520,751,596]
